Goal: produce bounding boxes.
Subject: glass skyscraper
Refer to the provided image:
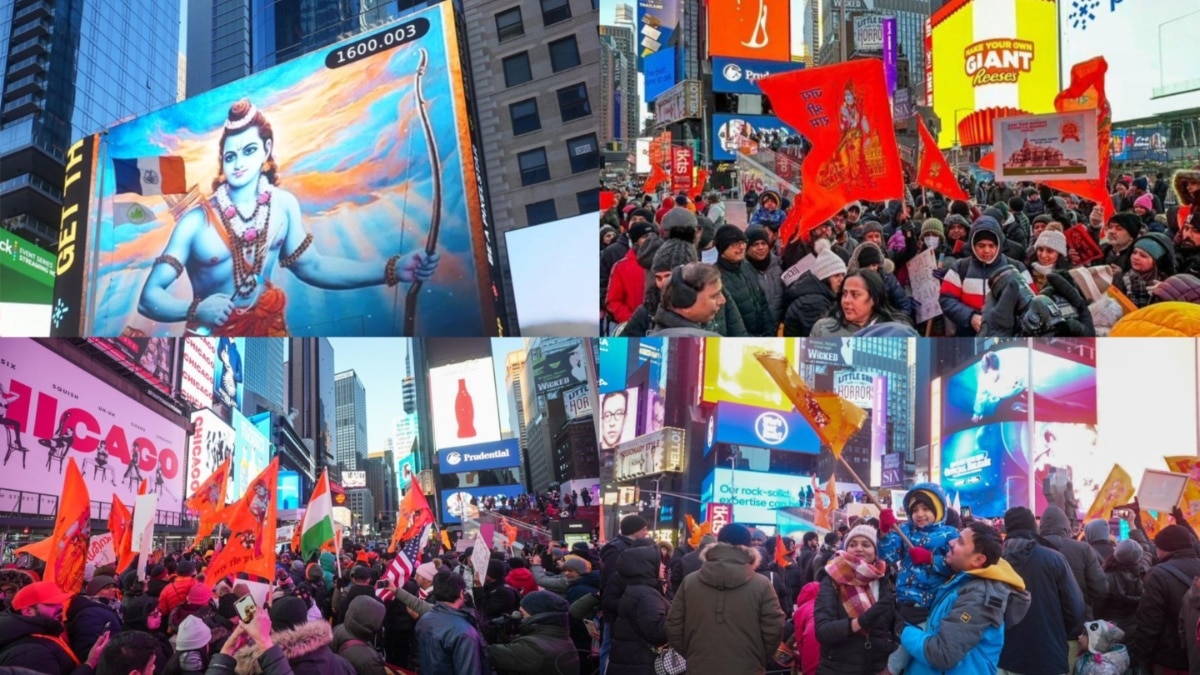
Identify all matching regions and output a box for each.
[1,0,180,250]
[334,369,368,471]
[242,338,287,416]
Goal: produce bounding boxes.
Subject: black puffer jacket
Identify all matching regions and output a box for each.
[812,567,897,674]
[610,545,671,675]
[1132,548,1200,670]
[0,610,81,675]
[65,595,121,662]
[783,271,837,337]
[716,257,771,336]
[1039,506,1108,622]
[1097,557,1144,644]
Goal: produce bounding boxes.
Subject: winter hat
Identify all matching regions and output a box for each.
[1034,230,1068,257]
[1083,519,1111,543]
[853,241,885,269]
[177,561,197,577]
[717,523,753,547]
[812,240,848,281]
[415,562,439,581]
[85,576,117,596]
[1134,193,1155,212]
[904,488,945,523]
[860,220,884,238]
[1133,176,1150,192]
[520,590,569,616]
[697,217,716,250]
[269,595,310,632]
[1032,214,1053,226]
[174,615,212,652]
[920,218,945,238]
[661,207,699,235]
[1008,197,1025,213]
[186,583,212,606]
[714,224,748,255]
[945,214,971,232]
[486,560,507,583]
[1083,620,1125,654]
[305,563,324,583]
[1108,213,1143,240]
[698,534,717,547]
[843,525,877,549]
[621,514,648,536]
[561,555,592,575]
[1003,506,1037,534]
[628,222,655,245]
[1153,274,1200,304]
[570,542,592,557]
[1114,539,1143,566]
[346,595,386,638]
[760,190,781,207]
[290,560,305,574]
[983,207,1007,224]
[1155,524,1193,553]
[149,564,166,579]
[745,226,771,248]
[651,238,699,273]
[854,322,919,337]
[1133,234,1170,262]
[216,593,239,621]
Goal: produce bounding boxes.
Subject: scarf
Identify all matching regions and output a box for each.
[824,551,886,620]
[748,253,772,272]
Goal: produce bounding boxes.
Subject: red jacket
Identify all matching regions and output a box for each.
[606,250,646,323]
[793,581,821,675]
[157,576,197,617]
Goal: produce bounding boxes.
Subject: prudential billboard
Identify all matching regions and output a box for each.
[50,3,502,337]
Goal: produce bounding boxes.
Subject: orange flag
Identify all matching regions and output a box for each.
[205,457,279,582]
[756,351,867,457]
[109,495,134,574]
[642,165,669,195]
[916,115,968,202]
[1083,464,1134,524]
[21,459,91,595]
[757,60,904,244]
[440,529,452,551]
[185,456,232,551]
[391,477,434,552]
[692,169,709,198]
[774,535,789,568]
[501,517,518,546]
[688,520,712,548]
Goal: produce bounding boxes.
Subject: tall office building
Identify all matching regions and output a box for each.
[347,487,375,535]
[334,370,368,471]
[1,0,181,251]
[288,338,338,477]
[613,3,634,26]
[242,338,287,416]
[463,0,599,332]
[819,0,930,90]
[505,350,531,450]
[366,450,396,524]
[598,25,636,149]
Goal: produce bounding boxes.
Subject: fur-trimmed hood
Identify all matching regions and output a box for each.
[697,542,762,590]
[847,241,895,275]
[233,620,334,675]
[1173,166,1200,206]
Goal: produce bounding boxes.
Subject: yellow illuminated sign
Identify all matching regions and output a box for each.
[930,0,1060,148]
[701,338,800,411]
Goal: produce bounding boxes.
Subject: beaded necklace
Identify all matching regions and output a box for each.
[214,176,272,300]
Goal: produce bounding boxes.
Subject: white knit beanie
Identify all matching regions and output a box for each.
[844,524,878,549]
[174,614,212,652]
[1035,229,1068,257]
[812,239,848,281]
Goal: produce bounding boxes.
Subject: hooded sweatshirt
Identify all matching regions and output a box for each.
[1038,506,1108,622]
[900,558,1031,675]
[879,482,961,612]
[998,533,1084,675]
[939,216,1033,335]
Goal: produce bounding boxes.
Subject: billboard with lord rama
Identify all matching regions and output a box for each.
[51,4,502,337]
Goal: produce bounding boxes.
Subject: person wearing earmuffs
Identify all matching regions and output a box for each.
[646,262,726,337]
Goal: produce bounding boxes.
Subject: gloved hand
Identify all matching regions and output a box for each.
[888,230,907,252]
[879,509,897,534]
[908,547,933,566]
[857,594,894,629]
[932,266,948,280]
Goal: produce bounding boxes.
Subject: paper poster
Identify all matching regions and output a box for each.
[994,110,1099,183]
[85,534,116,581]
[1137,470,1189,513]
[780,254,817,287]
[906,248,943,323]
[471,538,492,586]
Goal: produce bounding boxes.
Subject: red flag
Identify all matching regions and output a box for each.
[205,458,279,582]
[757,60,904,243]
[642,165,669,195]
[1065,224,1105,266]
[391,477,434,552]
[916,115,968,201]
[108,495,134,573]
[774,534,789,568]
[670,146,693,194]
[692,169,709,197]
[185,456,231,551]
[600,191,616,212]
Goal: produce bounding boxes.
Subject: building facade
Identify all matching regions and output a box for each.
[288,338,338,480]
[1,0,180,252]
[598,25,636,150]
[367,450,396,528]
[347,487,376,535]
[242,338,287,416]
[335,369,368,471]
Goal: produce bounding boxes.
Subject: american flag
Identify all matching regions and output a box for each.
[377,523,431,602]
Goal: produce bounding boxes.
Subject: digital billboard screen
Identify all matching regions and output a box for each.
[701,467,807,526]
[438,438,521,473]
[231,408,271,499]
[213,338,245,419]
[179,338,216,411]
[531,339,590,401]
[429,357,501,451]
[942,347,1097,434]
[440,484,525,524]
[0,339,186,514]
[504,214,598,337]
[278,470,301,510]
[711,114,800,161]
[0,229,55,336]
[598,387,640,452]
[88,338,178,398]
[342,471,367,488]
[702,338,799,411]
[187,408,235,499]
[52,4,500,337]
[706,401,820,454]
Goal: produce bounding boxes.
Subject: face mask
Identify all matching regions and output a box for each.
[924,236,939,250]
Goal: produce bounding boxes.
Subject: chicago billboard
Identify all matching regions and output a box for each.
[187,407,235,499]
[429,357,501,451]
[929,0,1060,147]
[0,230,55,336]
[50,4,501,337]
[0,339,186,513]
[179,338,216,411]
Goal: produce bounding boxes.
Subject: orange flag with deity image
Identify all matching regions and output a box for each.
[205,457,278,582]
[756,60,904,244]
[186,456,231,551]
[40,459,91,595]
[916,115,969,202]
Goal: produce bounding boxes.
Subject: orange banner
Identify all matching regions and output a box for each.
[186,456,231,551]
[205,457,279,582]
[46,459,91,595]
[757,60,904,244]
[916,115,968,201]
[1083,464,1135,524]
[391,477,434,552]
[707,0,790,62]
[756,351,868,457]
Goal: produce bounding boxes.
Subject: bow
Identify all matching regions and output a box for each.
[403,48,442,336]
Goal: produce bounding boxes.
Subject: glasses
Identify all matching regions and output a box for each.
[602,411,626,422]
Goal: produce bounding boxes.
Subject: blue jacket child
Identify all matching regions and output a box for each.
[879,482,960,619]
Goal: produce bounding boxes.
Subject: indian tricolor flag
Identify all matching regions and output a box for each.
[113,156,187,196]
[301,469,336,561]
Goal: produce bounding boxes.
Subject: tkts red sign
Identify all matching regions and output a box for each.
[670,146,693,194]
[707,502,733,535]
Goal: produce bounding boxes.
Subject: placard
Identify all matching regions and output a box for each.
[1137,470,1189,513]
[906,248,943,323]
[994,111,1100,183]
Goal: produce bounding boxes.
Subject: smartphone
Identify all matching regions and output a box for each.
[961,506,972,519]
[235,595,257,623]
[375,580,389,589]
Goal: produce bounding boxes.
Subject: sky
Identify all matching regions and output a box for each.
[328,338,527,456]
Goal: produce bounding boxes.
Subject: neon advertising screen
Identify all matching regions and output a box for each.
[940,346,1097,517]
[51,4,501,337]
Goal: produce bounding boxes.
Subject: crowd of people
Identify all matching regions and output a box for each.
[600,166,1200,337]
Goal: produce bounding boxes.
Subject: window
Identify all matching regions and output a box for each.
[503,52,532,87]
[518,148,551,185]
[548,36,580,72]
[509,98,541,135]
[566,134,599,174]
[495,8,524,41]
[556,83,591,122]
[525,199,558,225]
[540,0,571,25]
[576,189,600,214]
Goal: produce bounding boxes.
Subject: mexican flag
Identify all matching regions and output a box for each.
[301,469,335,561]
